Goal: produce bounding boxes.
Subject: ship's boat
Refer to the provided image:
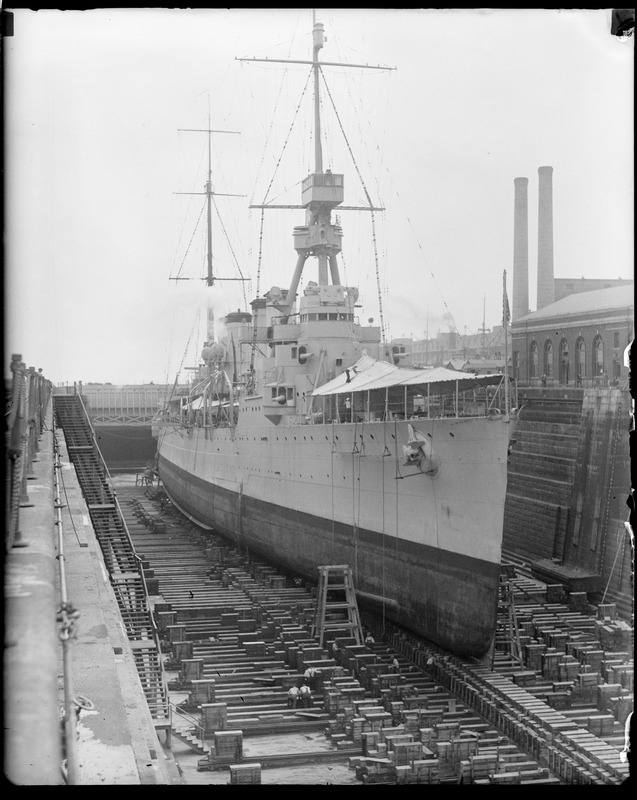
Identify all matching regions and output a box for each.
[153,17,516,658]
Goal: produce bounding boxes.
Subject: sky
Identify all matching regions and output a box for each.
[4,8,634,386]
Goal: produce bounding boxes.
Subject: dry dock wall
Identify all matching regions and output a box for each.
[502,388,632,614]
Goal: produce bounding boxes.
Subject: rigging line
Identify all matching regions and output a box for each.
[356,426,364,580]
[394,418,400,552]
[351,423,358,578]
[321,71,376,210]
[601,520,629,604]
[330,421,336,544]
[430,420,441,554]
[381,413,387,632]
[240,65,269,206]
[173,201,206,280]
[169,309,202,405]
[259,68,313,206]
[369,211,386,343]
[337,247,358,342]
[249,208,266,377]
[237,16,304,200]
[170,134,207,275]
[328,25,390,205]
[260,179,305,206]
[56,436,82,545]
[255,207,265,297]
[379,158,464,342]
[321,73,386,341]
[212,197,250,310]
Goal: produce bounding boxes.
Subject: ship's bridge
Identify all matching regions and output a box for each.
[299,283,357,313]
[301,170,344,208]
[295,170,344,254]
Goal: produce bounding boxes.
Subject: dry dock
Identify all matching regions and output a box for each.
[110,478,631,785]
[5,388,631,785]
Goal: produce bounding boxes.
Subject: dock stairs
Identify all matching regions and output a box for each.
[311,565,364,647]
[53,393,171,737]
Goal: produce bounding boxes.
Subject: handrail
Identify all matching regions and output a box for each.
[53,434,81,785]
[169,702,205,745]
[57,392,170,719]
[5,354,52,549]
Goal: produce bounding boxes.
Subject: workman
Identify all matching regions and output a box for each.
[303,666,319,689]
[287,685,300,708]
[391,656,400,674]
[299,683,313,708]
[331,641,340,662]
[365,632,375,644]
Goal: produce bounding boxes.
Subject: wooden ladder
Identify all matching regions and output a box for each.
[311,565,363,647]
[494,572,523,667]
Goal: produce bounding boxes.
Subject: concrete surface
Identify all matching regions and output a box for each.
[4,415,180,785]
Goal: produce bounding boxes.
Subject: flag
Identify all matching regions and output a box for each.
[503,289,511,326]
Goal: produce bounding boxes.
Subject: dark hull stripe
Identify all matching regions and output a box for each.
[159,455,500,657]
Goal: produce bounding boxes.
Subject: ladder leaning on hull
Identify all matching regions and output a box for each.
[311,565,364,647]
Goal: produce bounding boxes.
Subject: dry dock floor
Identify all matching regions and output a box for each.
[111,476,631,786]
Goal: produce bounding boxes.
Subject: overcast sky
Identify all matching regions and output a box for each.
[4,8,633,385]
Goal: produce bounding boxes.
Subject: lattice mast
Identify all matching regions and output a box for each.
[239,13,391,323]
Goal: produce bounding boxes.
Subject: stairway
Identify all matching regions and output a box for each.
[53,394,170,726]
[311,565,364,647]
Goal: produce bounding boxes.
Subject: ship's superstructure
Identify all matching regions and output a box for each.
[153,18,516,657]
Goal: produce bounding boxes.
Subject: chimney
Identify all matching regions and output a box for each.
[537,166,555,309]
[512,177,529,321]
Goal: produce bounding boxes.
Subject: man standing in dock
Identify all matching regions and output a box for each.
[304,665,319,689]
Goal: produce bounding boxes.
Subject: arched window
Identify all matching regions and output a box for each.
[543,339,553,378]
[559,338,569,384]
[593,335,604,377]
[529,340,539,378]
[576,337,586,385]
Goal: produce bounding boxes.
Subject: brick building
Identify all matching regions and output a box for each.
[510,283,633,387]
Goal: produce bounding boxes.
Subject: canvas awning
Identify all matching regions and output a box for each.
[184,395,234,410]
[311,355,509,397]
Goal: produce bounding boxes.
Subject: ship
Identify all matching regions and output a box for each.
[153,17,516,658]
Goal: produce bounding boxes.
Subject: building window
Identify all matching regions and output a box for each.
[559,338,570,385]
[543,339,553,378]
[576,337,586,384]
[529,340,539,378]
[593,335,604,376]
[614,331,620,349]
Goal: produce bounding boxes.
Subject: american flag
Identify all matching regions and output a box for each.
[503,275,511,325]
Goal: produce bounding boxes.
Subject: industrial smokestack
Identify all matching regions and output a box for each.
[537,166,555,309]
[512,177,529,321]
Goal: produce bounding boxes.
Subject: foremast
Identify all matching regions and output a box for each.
[240,16,392,323]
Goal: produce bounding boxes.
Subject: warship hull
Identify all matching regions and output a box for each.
[155,412,510,657]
